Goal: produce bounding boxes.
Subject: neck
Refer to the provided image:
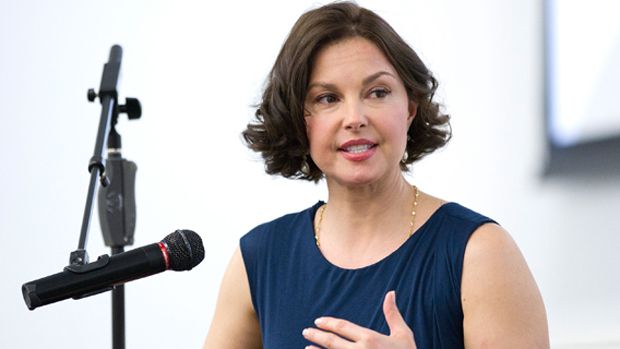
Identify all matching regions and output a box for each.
[321,174,415,245]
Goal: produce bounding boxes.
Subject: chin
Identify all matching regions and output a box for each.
[328,170,386,188]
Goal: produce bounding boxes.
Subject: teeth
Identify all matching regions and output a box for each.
[345,144,372,153]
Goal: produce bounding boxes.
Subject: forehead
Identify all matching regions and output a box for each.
[309,37,398,82]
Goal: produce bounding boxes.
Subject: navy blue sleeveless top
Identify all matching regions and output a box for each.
[240,202,495,349]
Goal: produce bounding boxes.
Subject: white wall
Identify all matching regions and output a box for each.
[0,0,618,348]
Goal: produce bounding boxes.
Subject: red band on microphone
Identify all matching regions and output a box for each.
[158,242,170,270]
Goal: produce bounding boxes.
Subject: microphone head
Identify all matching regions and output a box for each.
[162,230,204,271]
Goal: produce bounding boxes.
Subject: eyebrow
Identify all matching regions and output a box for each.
[307,71,397,91]
[362,71,396,85]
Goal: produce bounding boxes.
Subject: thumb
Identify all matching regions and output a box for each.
[383,290,411,336]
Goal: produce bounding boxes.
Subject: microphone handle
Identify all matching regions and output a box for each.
[22,243,167,310]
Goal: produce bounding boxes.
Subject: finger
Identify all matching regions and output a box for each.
[383,291,411,336]
[313,316,372,342]
[303,327,353,349]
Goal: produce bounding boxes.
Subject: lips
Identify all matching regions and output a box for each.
[339,139,376,151]
[344,144,373,153]
[338,139,377,161]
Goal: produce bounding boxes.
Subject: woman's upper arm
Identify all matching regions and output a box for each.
[462,223,549,349]
[203,246,262,349]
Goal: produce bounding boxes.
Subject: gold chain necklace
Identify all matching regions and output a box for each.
[314,185,419,247]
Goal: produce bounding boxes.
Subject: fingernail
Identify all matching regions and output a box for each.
[302,328,310,336]
[314,317,325,326]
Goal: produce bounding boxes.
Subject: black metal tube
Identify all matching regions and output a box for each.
[108,45,122,64]
[77,96,114,251]
[112,246,125,349]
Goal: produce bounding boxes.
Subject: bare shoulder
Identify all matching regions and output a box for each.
[203,247,262,349]
[414,191,447,228]
[461,224,549,349]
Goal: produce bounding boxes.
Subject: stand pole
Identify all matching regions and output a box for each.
[112,246,125,349]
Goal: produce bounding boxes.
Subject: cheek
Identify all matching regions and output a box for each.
[382,108,411,136]
[377,113,411,154]
[306,117,329,140]
[305,118,321,153]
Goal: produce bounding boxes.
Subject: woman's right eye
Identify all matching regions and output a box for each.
[316,94,339,104]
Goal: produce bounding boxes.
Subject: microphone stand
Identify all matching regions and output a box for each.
[98,110,140,349]
[69,44,141,349]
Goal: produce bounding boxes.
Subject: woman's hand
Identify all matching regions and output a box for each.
[302,291,417,349]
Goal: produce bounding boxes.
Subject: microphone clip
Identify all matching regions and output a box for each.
[69,249,89,266]
[65,254,110,274]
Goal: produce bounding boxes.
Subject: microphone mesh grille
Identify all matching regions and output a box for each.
[161,230,205,271]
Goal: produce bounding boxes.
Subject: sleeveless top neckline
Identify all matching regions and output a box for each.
[307,201,456,272]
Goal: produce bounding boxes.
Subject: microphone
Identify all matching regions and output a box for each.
[22,229,204,310]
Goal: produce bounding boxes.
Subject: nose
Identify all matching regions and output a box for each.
[343,100,367,131]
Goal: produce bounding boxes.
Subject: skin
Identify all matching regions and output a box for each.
[303,37,419,269]
[203,247,262,349]
[304,38,415,192]
[204,37,549,348]
[302,291,416,349]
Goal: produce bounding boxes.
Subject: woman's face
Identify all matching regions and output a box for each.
[304,37,415,188]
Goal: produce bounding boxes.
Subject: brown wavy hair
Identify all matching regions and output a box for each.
[242,1,451,182]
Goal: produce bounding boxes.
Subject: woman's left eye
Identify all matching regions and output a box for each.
[369,88,391,99]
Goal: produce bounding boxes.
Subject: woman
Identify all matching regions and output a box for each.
[204,2,548,348]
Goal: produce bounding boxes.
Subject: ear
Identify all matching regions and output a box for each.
[407,101,417,127]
